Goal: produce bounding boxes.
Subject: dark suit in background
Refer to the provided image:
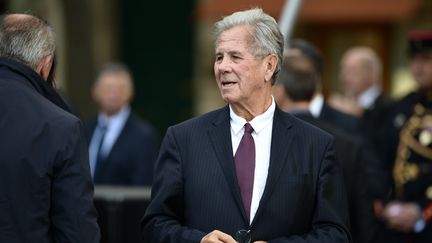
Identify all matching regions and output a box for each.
[319,101,360,134]
[360,94,394,158]
[295,112,377,243]
[85,113,159,186]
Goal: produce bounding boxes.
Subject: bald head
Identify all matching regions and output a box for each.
[0,13,55,73]
[3,14,35,24]
[340,46,382,97]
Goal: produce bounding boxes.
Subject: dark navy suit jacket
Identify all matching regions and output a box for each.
[0,58,100,243]
[320,102,360,134]
[85,113,159,186]
[141,105,351,242]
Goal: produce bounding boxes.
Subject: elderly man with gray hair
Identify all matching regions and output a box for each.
[0,14,100,243]
[141,8,350,243]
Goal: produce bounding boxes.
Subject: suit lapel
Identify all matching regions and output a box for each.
[207,106,249,223]
[97,113,132,175]
[251,107,294,226]
[107,114,131,159]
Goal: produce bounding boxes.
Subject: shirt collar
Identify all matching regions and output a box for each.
[309,93,324,117]
[230,97,276,136]
[358,85,380,109]
[98,106,131,128]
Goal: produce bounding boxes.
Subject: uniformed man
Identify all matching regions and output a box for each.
[374,30,432,243]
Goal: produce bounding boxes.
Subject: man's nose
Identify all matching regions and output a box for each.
[217,57,232,73]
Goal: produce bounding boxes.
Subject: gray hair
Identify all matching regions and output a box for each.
[0,14,55,70]
[214,8,284,84]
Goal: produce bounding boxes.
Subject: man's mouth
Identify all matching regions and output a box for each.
[221,81,236,87]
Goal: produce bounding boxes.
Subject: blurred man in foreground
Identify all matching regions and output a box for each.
[0,13,100,243]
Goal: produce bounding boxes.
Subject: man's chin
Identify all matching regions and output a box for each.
[221,95,237,104]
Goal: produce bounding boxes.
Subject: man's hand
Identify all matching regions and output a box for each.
[201,230,237,243]
[382,202,421,232]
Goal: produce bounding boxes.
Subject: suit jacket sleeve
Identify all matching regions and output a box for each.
[141,127,207,242]
[266,139,351,243]
[51,119,100,242]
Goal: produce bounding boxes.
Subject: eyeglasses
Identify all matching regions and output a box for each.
[235,229,251,243]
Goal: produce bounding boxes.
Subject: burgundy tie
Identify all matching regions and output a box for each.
[234,123,255,220]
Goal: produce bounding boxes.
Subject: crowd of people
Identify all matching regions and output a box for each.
[1,7,432,243]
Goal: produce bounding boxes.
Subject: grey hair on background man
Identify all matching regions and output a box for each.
[214,8,284,84]
[0,14,55,70]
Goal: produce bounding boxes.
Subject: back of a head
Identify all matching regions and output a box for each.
[214,8,284,84]
[0,14,55,70]
[279,65,319,102]
[287,39,323,75]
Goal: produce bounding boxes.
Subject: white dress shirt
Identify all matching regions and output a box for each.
[88,106,130,177]
[358,85,380,110]
[309,93,324,118]
[230,98,275,224]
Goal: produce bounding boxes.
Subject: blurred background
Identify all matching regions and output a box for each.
[0,0,431,135]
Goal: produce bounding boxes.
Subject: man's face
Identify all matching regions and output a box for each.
[410,53,432,92]
[214,26,270,107]
[93,72,133,116]
[340,52,373,97]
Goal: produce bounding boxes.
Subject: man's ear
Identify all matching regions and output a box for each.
[264,54,278,82]
[36,55,53,80]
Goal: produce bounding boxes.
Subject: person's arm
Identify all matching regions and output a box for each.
[141,127,207,242]
[257,140,352,243]
[51,119,100,242]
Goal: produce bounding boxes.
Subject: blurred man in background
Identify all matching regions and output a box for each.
[85,63,159,186]
[274,61,377,243]
[285,39,361,134]
[0,13,100,243]
[329,47,394,157]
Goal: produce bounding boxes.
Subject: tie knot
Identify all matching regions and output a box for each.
[244,123,254,134]
[98,122,108,132]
